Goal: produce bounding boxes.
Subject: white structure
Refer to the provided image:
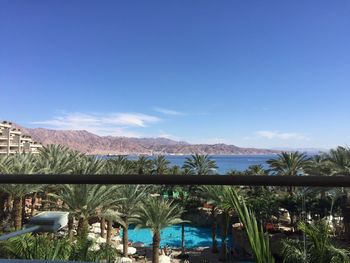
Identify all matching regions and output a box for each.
[0,121,42,155]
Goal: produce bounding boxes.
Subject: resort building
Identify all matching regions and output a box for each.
[0,121,42,155]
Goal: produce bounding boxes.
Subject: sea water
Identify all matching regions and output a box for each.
[126,155,275,174]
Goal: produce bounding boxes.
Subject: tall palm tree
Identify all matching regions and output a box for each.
[200,185,233,261]
[0,185,42,229]
[36,145,81,211]
[152,155,170,175]
[116,185,148,257]
[105,155,133,175]
[267,152,311,176]
[71,156,105,175]
[267,152,311,194]
[102,209,123,244]
[168,165,182,175]
[282,221,350,263]
[246,164,267,176]
[134,198,185,263]
[49,184,119,235]
[327,146,350,175]
[134,156,153,175]
[326,147,350,239]
[37,144,79,174]
[183,154,218,175]
[0,154,41,229]
[174,186,191,257]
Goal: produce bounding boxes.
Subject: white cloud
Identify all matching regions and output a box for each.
[32,112,160,137]
[256,130,309,140]
[153,107,185,116]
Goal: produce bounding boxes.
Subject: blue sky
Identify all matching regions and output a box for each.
[1,1,350,149]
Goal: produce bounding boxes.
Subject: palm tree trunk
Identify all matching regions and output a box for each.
[100,217,106,238]
[211,207,219,253]
[77,217,88,236]
[42,190,51,211]
[106,219,112,244]
[31,192,37,217]
[6,194,13,212]
[68,215,74,240]
[181,222,185,255]
[13,196,22,230]
[152,231,161,263]
[122,219,129,257]
[21,197,26,222]
[342,191,350,240]
[219,212,229,262]
[0,193,7,220]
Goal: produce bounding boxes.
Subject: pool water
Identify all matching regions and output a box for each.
[126,224,232,248]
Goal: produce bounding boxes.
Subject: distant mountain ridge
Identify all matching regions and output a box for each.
[13,123,278,155]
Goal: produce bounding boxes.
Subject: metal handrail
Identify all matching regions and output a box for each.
[0,174,349,187]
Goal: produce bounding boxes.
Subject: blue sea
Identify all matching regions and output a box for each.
[126,155,275,174]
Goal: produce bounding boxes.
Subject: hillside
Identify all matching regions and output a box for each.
[14,124,278,155]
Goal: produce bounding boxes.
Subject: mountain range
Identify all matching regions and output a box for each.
[14,124,278,155]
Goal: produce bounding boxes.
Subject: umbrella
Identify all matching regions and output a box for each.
[133,241,145,247]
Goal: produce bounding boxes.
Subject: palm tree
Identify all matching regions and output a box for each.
[182,154,218,175]
[168,165,182,175]
[246,164,267,176]
[152,155,170,175]
[71,156,105,175]
[282,221,350,263]
[0,154,42,229]
[0,184,42,229]
[174,187,191,257]
[134,197,185,263]
[222,187,275,263]
[49,184,119,236]
[200,185,234,261]
[327,146,350,175]
[267,152,311,194]
[116,185,148,257]
[37,144,79,174]
[102,209,123,244]
[105,155,133,175]
[326,147,350,239]
[134,156,153,175]
[36,145,81,211]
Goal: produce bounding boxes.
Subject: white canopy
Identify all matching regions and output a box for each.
[88,243,100,252]
[96,236,107,243]
[116,244,137,255]
[120,257,132,263]
[112,235,122,242]
[159,255,171,263]
[88,233,97,240]
[91,222,100,228]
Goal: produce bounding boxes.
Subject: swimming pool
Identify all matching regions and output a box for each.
[126,224,232,248]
